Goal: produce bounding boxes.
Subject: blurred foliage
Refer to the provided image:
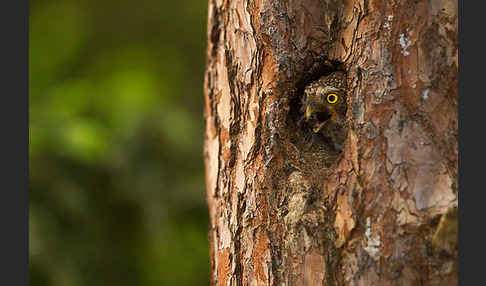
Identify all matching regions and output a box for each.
[29,0,209,285]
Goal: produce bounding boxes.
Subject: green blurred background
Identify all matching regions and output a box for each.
[29,0,209,285]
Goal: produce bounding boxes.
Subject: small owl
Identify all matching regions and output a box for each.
[301,71,347,151]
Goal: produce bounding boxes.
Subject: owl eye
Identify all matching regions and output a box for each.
[326,93,338,104]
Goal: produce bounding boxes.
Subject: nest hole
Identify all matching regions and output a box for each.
[282,60,347,177]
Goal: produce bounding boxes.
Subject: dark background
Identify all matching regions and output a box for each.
[29,0,209,285]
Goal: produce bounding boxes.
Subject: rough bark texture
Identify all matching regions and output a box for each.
[203,0,458,285]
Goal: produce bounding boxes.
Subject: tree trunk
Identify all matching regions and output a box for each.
[203,0,458,285]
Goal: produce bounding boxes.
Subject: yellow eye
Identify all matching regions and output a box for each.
[326,93,338,104]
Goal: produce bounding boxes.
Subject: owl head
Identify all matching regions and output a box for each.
[302,71,347,133]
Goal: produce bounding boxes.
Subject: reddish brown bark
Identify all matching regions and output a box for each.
[204,0,458,285]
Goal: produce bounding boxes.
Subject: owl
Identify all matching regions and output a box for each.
[301,71,347,151]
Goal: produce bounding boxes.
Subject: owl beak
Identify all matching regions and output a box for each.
[313,119,328,133]
[313,110,337,133]
[305,105,313,120]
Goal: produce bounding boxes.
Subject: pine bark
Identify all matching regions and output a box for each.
[203,0,458,285]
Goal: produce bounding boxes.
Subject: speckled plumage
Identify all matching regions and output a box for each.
[302,71,347,151]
